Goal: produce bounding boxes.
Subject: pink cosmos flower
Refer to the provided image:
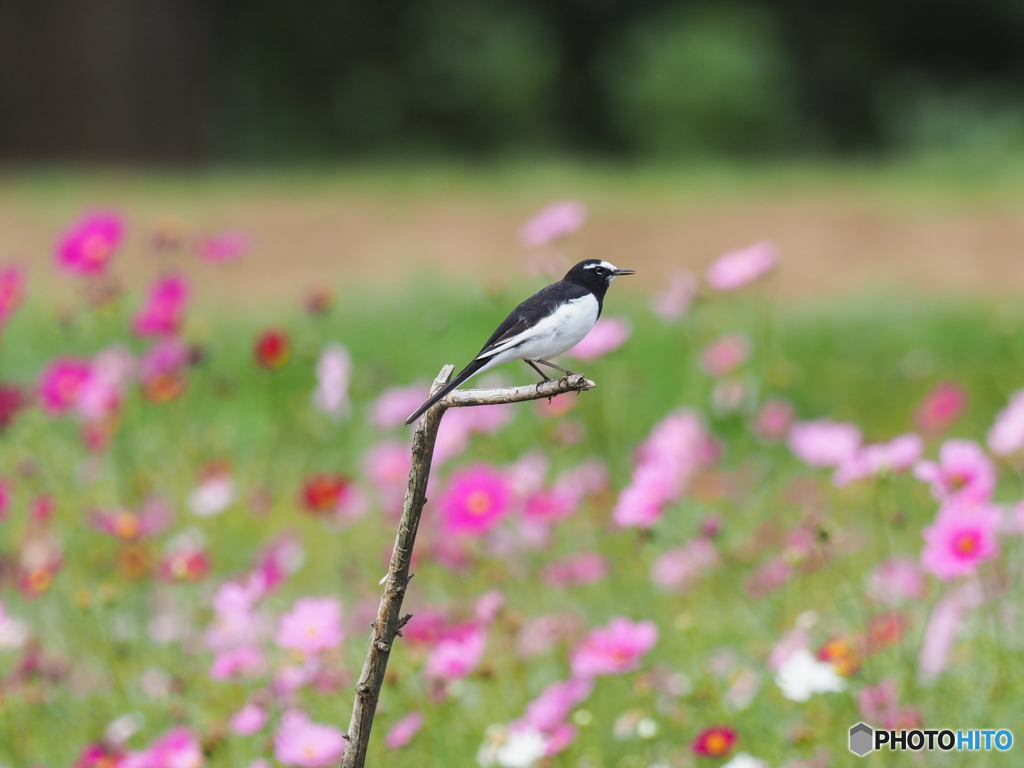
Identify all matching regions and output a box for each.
[745,557,793,599]
[914,382,967,437]
[196,231,248,263]
[439,464,512,535]
[859,679,898,725]
[363,439,411,513]
[38,357,92,415]
[918,580,984,681]
[914,439,995,503]
[866,555,927,606]
[650,539,719,592]
[425,624,487,680]
[833,433,924,487]
[613,410,707,529]
[384,711,424,750]
[651,269,698,320]
[274,709,346,767]
[754,399,795,441]
[139,337,190,381]
[133,275,189,337]
[701,334,749,377]
[76,345,134,423]
[520,200,587,247]
[515,613,583,659]
[209,645,267,681]
[56,211,126,275]
[768,626,811,672]
[311,343,351,420]
[541,552,609,588]
[920,503,1001,580]
[475,589,506,623]
[372,384,429,429]
[705,241,778,291]
[524,678,593,732]
[275,597,344,654]
[567,317,631,361]
[570,617,658,678]
[788,419,862,468]
[988,388,1024,456]
[123,726,205,768]
[91,497,173,541]
[230,703,269,735]
[0,265,25,328]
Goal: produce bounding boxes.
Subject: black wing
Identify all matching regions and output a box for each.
[475,281,589,359]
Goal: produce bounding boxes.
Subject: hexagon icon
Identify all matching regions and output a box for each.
[849,722,874,757]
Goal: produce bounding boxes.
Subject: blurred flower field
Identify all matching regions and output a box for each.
[1,208,1024,768]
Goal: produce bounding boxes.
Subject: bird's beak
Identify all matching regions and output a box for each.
[614,269,636,276]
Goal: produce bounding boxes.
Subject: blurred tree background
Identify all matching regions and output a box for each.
[3,0,1024,162]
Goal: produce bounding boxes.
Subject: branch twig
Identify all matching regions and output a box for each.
[340,366,595,768]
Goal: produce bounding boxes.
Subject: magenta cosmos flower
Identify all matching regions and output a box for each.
[439,464,512,535]
[56,211,125,275]
[914,382,967,437]
[913,439,995,503]
[275,596,344,654]
[384,711,424,750]
[920,503,1001,581]
[133,275,190,337]
[274,709,346,768]
[567,317,631,361]
[705,241,778,291]
[38,357,92,415]
[519,200,587,248]
[570,617,658,678]
[123,726,205,768]
[788,419,862,468]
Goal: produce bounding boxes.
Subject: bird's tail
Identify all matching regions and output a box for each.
[404,358,489,425]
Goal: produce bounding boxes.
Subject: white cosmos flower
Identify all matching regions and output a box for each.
[775,648,847,702]
[721,752,770,768]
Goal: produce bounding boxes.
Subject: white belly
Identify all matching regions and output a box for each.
[492,294,599,364]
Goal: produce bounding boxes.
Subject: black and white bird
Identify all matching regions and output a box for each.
[405,259,634,425]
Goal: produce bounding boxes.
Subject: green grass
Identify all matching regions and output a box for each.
[1,284,1023,767]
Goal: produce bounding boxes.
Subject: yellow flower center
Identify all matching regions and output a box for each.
[954,533,977,555]
[465,490,492,515]
[705,733,728,755]
[113,513,140,540]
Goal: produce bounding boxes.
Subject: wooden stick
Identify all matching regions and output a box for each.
[340,366,595,768]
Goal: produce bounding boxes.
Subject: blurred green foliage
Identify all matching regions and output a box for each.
[215,0,1024,161]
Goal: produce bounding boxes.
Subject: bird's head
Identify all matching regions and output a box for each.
[564,259,635,293]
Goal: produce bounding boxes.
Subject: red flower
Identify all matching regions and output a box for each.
[255,329,290,369]
[0,383,26,431]
[302,473,351,515]
[692,726,737,757]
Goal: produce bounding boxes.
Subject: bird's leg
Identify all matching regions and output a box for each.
[524,360,554,403]
[524,359,551,383]
[534,359,579,378]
